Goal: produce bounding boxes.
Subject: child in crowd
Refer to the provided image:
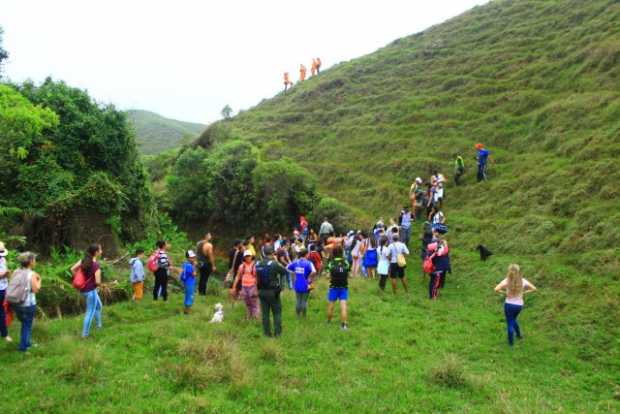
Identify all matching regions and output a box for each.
[129,249,145,302]
[180,250,197,314]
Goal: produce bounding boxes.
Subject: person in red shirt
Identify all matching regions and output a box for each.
[308,244,322,276]
[299,215,309,241]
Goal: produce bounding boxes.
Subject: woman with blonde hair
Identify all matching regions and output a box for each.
[494,264,537,346]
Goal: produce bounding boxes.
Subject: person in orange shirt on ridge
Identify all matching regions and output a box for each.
[299,64,307,82]
[283,72,293,92]
[311,59,317,77]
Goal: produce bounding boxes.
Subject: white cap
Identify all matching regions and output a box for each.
[415,177,422,184]
[0,241,7,257]
[186,250,196,258]
[243,250,253,258]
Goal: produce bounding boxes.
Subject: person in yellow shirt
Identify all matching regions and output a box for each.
[246,236,257,257]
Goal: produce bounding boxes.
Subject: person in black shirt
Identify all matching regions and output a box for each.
[326,246,351,330]
[256,246,288,337]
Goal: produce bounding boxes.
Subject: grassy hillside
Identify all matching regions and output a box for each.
[127,109,205,154]
[211,0,619,263]
[2,0,618,412]
[1,265,617,413]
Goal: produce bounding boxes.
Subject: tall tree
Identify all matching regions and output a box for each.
[221,104,233,119]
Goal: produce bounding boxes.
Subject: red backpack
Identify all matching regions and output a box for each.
[72,267,87,290]
[147,250,160,273]
[423,255,435,274]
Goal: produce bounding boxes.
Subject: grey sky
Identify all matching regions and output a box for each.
[2,0,488,124]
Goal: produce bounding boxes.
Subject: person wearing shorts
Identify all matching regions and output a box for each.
[388,235,409,293]
[326,246,350,330]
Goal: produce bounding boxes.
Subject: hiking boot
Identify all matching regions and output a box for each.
[341,323,348,331]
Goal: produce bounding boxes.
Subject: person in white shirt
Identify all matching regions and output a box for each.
[494,264,537,346]
[387,235,410,293]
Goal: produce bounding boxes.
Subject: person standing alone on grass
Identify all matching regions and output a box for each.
[180,250,197,314]
[0,242,12,342]
[196,233,216,296]
[7,252,40,352]
[388,235,409,294]
[231,251,260,320]
[71,244,103,338]
[495,264,537,346]
[129,249,145,302]
[287,249,316,318]
[256,246,288,337]
[327,246,350,330]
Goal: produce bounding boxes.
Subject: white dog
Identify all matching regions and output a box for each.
[210,303,224,323]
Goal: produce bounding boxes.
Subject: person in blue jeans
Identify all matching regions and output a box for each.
[71,244,103,338]
[495,264,537,346]
[326,247,350,330]
[10,252,41,352]
[180,250,197,314]
[287,249,316,318]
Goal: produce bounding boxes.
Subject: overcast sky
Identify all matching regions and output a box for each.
[2,0,488,124]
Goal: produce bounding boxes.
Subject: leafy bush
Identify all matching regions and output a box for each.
[167,140,319,233]
[309,197,355,234]
[4,79,154,244]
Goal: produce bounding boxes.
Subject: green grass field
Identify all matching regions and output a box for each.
[1,227,617,413]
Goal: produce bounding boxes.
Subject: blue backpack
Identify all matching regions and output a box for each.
[363,249,378,268]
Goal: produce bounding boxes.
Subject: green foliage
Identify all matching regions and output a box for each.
[1,79,154,243]
[126,109,205,155]
[221,104,233,119]
[252,159,317,230]
[310,196,355,233]
[167,140,320,232]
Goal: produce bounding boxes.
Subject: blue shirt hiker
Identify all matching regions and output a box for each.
[129,257,145,284]
[180,251,197,313]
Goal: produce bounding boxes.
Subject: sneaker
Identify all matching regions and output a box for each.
[341,323,348,331]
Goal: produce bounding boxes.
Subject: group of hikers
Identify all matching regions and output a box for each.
[0,142,536,351]
[283,57,322,92]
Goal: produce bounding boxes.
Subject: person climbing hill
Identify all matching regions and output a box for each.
[299,64,307,82]
[494,264,537,346]
[315,57,322,74]
[454,154,465,185]
[283,72,293,92]
[475,143,493,182]
[311,59,318,76]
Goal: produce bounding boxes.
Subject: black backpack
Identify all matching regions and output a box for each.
[256,260,281,290]
[330,259,348,283]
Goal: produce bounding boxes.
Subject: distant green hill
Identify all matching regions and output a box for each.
[126,109,205,154]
